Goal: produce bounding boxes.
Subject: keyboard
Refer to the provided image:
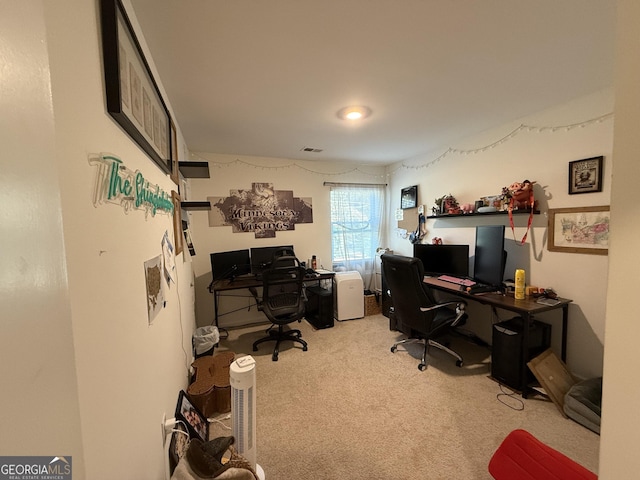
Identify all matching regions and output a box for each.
[466,283,497,294]
[437,275,476,287]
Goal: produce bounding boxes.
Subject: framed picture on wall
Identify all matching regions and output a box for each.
[401,185,418,209]
[172,191,184,255]
[568,156,604,195]
[99,0,172,174]
[170,120,180,185]
[547,205,610,255]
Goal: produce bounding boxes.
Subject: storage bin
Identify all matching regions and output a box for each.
[364,293,381,316]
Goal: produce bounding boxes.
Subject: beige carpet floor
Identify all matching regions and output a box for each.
[209,314,599,480]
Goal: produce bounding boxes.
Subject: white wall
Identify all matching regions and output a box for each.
[599,0,640,477]
[386,90,614,380]
[0,0,85,473]
[0,1,197,479]
[187,153,385,328]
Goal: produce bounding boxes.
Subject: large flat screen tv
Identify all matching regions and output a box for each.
[210,249,251,282]
[473,225,506,287]
[413,243,469,277]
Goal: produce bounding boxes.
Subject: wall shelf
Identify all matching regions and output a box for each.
[178,161,210,178]
[427,209,539,219]
[181,201,211,211]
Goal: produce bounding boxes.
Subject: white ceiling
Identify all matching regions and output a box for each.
[128,0,616,165]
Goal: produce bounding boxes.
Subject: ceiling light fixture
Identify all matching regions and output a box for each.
[337,105,372,121]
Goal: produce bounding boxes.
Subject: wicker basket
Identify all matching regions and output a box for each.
[188,351,235,416]
[364,293,381,316]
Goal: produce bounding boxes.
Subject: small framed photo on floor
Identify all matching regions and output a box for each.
[176,390,209,441]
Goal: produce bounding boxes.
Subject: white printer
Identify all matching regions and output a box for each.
[333,271,364,320]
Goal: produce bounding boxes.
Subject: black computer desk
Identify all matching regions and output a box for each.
[210,272,336,330]
[424,277,572,396]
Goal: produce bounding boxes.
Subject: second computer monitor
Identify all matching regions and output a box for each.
[250,245,295,276]
[413,243,470,277]
[473,225,506,287]
[210,249,252,282]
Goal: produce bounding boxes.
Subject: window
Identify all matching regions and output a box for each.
[329,184,385,289]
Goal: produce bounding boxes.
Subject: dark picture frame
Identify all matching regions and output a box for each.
[568,156,603,195]
[172,191,184,255]
[170,120,180,185]
[175,390,208,442]
[547,205,610,255]
[168,421,189,475]
[99,0,171,174]
[401,185,418,209]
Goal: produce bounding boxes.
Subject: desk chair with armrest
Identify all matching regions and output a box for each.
[381,253,468,371]
[252,248,308,361]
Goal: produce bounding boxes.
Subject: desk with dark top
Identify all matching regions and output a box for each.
[210,272,335,330]
[424,277,572,396]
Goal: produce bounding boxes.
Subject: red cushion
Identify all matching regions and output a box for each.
[488,429,597,480]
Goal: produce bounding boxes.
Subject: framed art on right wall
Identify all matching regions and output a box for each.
[547,205,610,255]
[568,156,604,195]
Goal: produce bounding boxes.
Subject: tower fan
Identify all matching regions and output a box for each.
[230,355,265,479]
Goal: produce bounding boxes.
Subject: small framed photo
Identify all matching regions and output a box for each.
[568,156,603,195]
[168,421,189,475]
[175,390,208,442]
[401,185,418,209]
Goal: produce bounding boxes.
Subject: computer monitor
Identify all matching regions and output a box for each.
[210,249,251,282]
[250,245,294,276]
[473,225,506,287]
[413,243,469,277]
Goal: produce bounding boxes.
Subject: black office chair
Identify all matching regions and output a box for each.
[252,248,308,361]
[381,253,468,371]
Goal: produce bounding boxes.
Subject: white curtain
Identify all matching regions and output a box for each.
[330,184,385,290]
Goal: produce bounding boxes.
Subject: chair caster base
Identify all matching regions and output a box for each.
[418,363,426,371]
[456,359,463,367]
[391,346,397,353]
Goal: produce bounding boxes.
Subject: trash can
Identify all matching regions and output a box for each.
[192,326,220,358]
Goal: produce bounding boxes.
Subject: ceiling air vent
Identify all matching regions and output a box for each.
[301,147,323,153]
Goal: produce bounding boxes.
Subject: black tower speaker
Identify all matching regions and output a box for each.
[305,286,334,329]
[491,317,551,390]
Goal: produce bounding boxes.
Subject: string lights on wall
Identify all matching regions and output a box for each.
[189,155,386,179]
[190,112,613,179]
[391,112,614,176]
